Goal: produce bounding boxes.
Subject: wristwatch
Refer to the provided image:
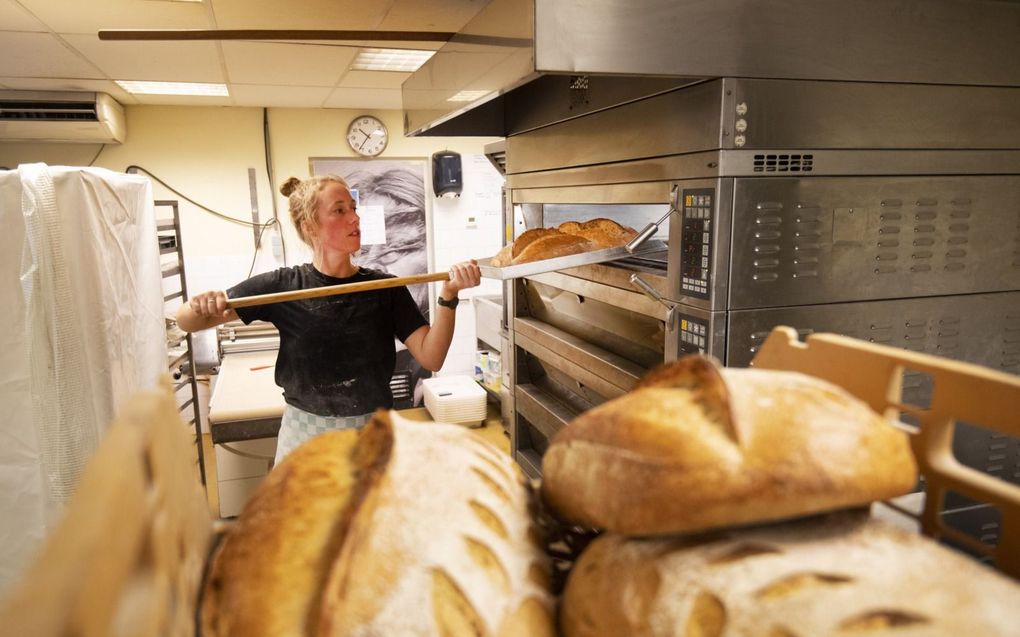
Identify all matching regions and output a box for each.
[437,295,460,310]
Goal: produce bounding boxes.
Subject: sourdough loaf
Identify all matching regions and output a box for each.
[541,355,917,535]
[201,411,555,637]
[200,421,386,637]
[558,218,638,249]
[487,218,637,267]
[511,233,593,265]
[560,511,1020,637]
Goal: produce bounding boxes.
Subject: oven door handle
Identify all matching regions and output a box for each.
[629,273,677,331]
[626,183,680,253]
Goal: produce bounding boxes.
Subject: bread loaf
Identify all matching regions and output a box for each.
[487,218,637,267]
[558,218,638,249]
[201,410,555,637]
[560,512,1020,637]
[200,420,386,636]
[541,355,917,535]
[511,233,593,265]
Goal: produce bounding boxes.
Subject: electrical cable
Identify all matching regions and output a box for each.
[86,143,106,167]
[125,164,265,227]
[262,108,287,265]
[246,218,279,278]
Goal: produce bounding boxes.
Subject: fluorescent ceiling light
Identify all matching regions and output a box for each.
[115,80,228,96]
[351,48,435,72]
[447,90,490,103]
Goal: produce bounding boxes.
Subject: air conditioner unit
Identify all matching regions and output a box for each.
[0,90,126,144]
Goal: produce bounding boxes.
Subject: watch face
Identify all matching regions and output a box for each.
[347,115,388,157]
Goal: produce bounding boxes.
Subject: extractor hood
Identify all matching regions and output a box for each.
[402,0,1020,137]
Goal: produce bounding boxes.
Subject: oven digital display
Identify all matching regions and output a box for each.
[681,188,713,300]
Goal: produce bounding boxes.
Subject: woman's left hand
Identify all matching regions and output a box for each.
[442,259,482,297]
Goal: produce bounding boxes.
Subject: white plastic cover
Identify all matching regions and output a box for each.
[0,164,166,595]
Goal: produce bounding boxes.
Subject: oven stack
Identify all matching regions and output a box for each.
[499,78,1020,550]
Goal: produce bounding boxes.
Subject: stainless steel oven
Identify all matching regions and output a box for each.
[493,78,1020,553]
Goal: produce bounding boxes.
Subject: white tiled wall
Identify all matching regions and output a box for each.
[430,154,504,378]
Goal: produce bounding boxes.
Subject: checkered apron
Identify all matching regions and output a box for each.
[274,404,373,465]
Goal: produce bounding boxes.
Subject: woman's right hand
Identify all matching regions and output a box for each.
[189,290,232,318]
[177,290,237,333]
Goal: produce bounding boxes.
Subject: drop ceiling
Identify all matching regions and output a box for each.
[0,0,488,108]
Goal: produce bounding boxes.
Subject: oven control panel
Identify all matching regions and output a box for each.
[678,315,710,355]
[681,188,714,300]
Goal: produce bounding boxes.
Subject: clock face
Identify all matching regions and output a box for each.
[346,115,388,157]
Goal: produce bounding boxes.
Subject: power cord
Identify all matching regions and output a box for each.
[86,144,106,167]
[262,108,287,265]
[247,218,280,278]
[126,164,266,228]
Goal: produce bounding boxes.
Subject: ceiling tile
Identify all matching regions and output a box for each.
[0,0,48,31]
[210,0,389,30]
[130,92,233,106]
[15,0,212,33]
[229,84,333,107]
[221,41,356,86]
[323,87,402,110]
[337,70,410,89]
[0,32,103,78]
[63,34,225,82]
[0,76,139,103]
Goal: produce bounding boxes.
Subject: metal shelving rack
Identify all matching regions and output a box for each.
[156,199,205,484]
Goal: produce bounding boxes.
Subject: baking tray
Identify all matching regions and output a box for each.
[478,239,668,280]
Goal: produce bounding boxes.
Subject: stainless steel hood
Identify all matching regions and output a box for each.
[402,0,1020,137]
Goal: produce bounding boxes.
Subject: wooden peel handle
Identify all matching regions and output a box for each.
[226,271,451,309]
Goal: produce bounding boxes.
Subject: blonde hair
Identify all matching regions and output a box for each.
[279,175,350,246]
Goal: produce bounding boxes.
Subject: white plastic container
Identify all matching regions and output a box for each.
[422,375,488,427]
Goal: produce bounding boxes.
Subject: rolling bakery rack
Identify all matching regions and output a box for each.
[0,327,1017,635]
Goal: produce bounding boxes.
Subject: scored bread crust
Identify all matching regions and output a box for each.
[488,218,637,268]
[560,512,1020,637]
[511,227,562,259]
[199,420,392,637]
[540,356,918,535]
[511,233,593,265]
[558,218,638,249]
[319,411,555,637]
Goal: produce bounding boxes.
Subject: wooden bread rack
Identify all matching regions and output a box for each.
[1,327,1017,635]
[753,326,1020,578]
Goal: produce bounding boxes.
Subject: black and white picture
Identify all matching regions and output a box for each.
[310,157,430,406]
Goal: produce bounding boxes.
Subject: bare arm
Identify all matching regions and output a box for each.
[176,290,239,333]
[403,260,481,372]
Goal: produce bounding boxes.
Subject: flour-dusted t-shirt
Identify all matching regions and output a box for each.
[228,264,427,417]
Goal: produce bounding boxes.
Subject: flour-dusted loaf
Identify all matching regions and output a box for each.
[200,420,388,637]
[560,511,1020,637]
[541,355,918,535]
[201,411,555,637]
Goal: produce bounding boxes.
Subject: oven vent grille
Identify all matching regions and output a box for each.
[753,154,814,172]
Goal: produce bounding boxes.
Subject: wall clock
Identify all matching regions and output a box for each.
[346,115,389,157]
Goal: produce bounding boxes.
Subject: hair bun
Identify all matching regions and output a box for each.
[280,177,302,197]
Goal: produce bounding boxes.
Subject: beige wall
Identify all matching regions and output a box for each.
[0,104,498,269]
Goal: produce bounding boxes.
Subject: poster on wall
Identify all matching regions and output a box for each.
[309,157,429,407]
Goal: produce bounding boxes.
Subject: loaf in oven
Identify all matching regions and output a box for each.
[560,511,1020,637]
[201,410,555,637]
[488,218,637,267]
[540,355,918,535]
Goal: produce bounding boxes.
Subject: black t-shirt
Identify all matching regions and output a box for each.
[228,264,428,417]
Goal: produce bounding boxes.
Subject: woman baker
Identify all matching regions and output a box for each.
[177,174,480,463]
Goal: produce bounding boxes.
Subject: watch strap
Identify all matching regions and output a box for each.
[437,295,460,309]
